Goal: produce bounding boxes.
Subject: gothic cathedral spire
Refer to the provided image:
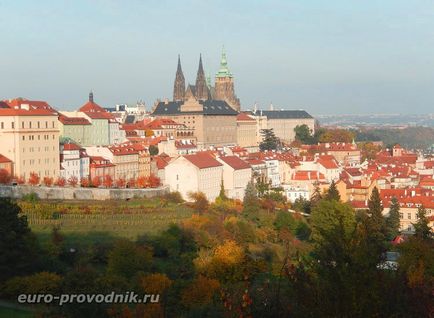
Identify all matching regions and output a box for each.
[195,54,209,101]
[173,54,185,101]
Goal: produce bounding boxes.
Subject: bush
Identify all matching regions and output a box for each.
[163,191,184,203]
[21,192,40,203]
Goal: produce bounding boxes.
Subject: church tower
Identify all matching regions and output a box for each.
[195,54,209,100]
[173,55,185,101]
[214,47,240,111]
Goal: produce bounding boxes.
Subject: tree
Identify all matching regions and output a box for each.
[148,174,160,188]
[243,181,259,214]
[217,179,228,202]
[136,176,147,188]
[42,176,53,187]
[28,172,40,186]
[107,239,152,279]
[80,177,90,188]
[292,197,311,214]
[366,187,387,255]
[115,178,126,188]
[67,175,78,187]
[55,177,66,187]
[103,175,113,188]
[294,124,314,144]
[91,176,101,188]
[385,196,401,240]
[310,182,323,208]
[0,198,39,282]
[181,275,220,308]
[318,128,355,143]
[414,205,432,240]
[149,145,159,156]
[16,176,25,185]
[325,180,340,201]
[188,192,209,214]
[0,169,11,184]
[259,128,279,151]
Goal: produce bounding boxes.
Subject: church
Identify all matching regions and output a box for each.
[152,50,240,148]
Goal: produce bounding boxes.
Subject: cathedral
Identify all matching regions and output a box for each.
[173,49,241,111]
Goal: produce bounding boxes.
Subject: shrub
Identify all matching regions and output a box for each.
[22,192,40,203]
[54,177,66,187]
[0,169,11,184]
[163,191,184,203]
[42,176,54,187]
[28,172,40,186]
[67,175,78,187]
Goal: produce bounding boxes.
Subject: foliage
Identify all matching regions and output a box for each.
[28,172,40,186]
[55,177,66,187]
[385,196,401,240]
[67,175,78,187]
[294,124,315,144]
[149,145,159,156]
[107,239,152,279]
[91,176,101,187]
[243,181,259,214]
[2,272,62,297]
[414,205,432,240]
[0,198,39,282]
[325,180,340,201]
[292,197,311,214]
[0,169,11,184]
[319,128,355,143]
[259,128,280,151]
[80,177,90,188]
[103,175,113,188]
[21,192,40,203]
[115,178,126,188]
[162,191,184,204]
[42,176,54,187]
[180,275,220,308]
[188,192,209,214]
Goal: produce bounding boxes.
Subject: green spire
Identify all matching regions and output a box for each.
[216,46,233,78]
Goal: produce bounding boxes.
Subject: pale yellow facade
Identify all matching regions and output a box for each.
[0,114,60,180]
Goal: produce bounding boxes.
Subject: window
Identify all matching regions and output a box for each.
[45,121,48,128]
[12,122,14,129]
[399,213,403,219]
[29,122,32,128]
[407,213,411,220]
[52,121,55,128]
[22,136,25,141]
[22,122,24,128]
[37,121,40,128]
[0,122,3,129]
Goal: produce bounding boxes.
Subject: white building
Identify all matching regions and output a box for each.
[264,158,280,187]
[217,156,252,200]
[60,142,89,181]
[164,152,223,201]
[283,185,310,203]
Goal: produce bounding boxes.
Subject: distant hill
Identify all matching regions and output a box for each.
[355,126,434,149]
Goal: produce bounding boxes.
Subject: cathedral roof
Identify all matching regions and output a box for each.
[216,46,233,78]
[152,100,238,116]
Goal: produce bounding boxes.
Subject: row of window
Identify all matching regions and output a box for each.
[23,158,56,165]
[22,134,56,141]
[0,121,56,129]
[23,146,56,153]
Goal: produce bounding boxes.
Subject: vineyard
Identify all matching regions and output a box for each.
[18,198,193,240]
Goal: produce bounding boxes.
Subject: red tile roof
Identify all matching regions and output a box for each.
[58,114,91,125]
[236,112,255,121]
[0,154,12,163]
[184,153,223,169]
[292,171,325,181]
[4,98,57,112]
[63,143,82,151]
[79,101,114,120]
[317,156,339,169]
[219,156,251,170]
[107,144,139,156]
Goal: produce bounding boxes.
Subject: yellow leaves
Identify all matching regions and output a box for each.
[139,273,172,295]
[214,240,245,266]
[181,275,220,307]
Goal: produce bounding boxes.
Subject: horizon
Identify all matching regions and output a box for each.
[2,1,434,114]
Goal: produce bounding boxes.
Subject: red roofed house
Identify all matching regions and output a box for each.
[84,144,139,180]
[316,155,341,182]
[0,98,60,181]
[0,154,13,176]
[164,152,223,201]
[89,156,115,184]
[217,156,252,200]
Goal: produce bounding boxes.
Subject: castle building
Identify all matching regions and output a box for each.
[154,54,238,148]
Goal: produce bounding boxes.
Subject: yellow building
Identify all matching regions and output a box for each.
[0,99,60,181]
[236,113,257,148]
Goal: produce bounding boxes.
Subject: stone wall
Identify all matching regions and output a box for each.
[0,185,169,201]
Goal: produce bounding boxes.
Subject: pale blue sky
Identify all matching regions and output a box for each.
[1,0,434,114]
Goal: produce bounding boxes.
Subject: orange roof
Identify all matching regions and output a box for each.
[144,118,182,129]
[79,101,114,120]
[236,112,255,121]
[4,98,57,112]
[317,156,339,169]
[58,114,91,125]
[108,144,139,156]
[0,154,12,163]
[292,171,325,181]
[219,156,251,170]
[184,153,222,169]
[63,143,82,151]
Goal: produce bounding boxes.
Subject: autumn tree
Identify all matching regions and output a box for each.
[15,176,25,185]
[385,196,401,240]
[136,176,147,188]
[188,192,209,214]
[42,176,53,187]
[319,128,355,143]
[0,169,11,184]
[115,178,126,188]
[67,175,78,187]
[80,177,90,188]
[148,174,160,188]
[91,176,101,188]
[243,181,259,214]
[103,175,113,188]
[54,177,66,187]
[181,275,220,308]
[28,172,40,186]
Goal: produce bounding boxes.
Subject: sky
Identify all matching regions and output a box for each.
[1,0,434,115]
